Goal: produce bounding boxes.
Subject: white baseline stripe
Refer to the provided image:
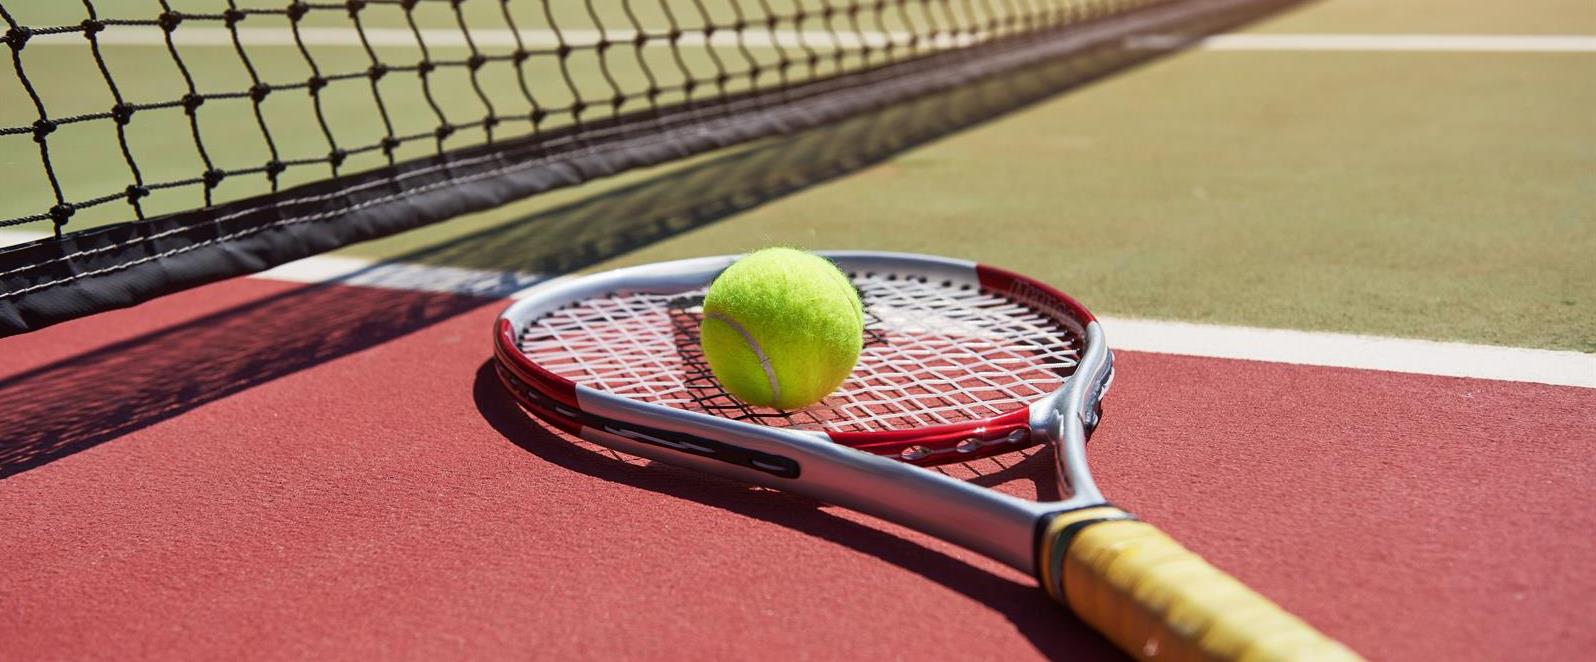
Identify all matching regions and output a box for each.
[1130,34,1596,53]
[1099,316,1594,389]
[3,235,1591,389]
[229,250,1596,389]
[259,253,548,298]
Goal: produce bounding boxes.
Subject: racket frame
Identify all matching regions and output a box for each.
[493,251,1112,574]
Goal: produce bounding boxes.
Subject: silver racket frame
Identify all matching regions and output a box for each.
[494,251,1113,576]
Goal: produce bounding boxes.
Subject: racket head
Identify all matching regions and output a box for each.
[491,254,1360,661]
[493,252,1112,500]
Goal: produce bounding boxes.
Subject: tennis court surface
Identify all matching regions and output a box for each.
[3,0,1593,660]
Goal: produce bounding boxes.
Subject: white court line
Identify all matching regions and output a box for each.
[257,255,1596,389]
[5,228,1583,389]
[257,253,547,299]
[26,27,1596,53]
[1099,316,1594,388]
[1130,34,1596,53]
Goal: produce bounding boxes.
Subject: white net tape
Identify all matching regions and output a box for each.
[516,270,1081,434]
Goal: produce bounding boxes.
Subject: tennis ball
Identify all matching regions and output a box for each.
[700,248,864,410]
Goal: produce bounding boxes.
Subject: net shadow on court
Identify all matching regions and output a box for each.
[370,36,1163,278]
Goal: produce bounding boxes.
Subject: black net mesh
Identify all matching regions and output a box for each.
[1,0,1188,232]
[0,0,1296,335]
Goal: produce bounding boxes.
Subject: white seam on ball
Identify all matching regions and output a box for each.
[705,311,781,404]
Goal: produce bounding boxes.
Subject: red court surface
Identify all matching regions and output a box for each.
[2,277,1592,660]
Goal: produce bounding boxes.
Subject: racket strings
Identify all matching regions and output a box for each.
[516,271,1082,433]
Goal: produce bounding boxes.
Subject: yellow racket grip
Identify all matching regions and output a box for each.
[1038,507,1363,661]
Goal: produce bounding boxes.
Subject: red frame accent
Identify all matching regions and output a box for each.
[494,318,580,412]
[827,408,1034,465]
[493,363,586,437]
[975,263,1097,325]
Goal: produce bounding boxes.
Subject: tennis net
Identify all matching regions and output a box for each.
[0,0,1296,335]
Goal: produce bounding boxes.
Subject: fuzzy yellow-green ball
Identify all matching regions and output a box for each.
[699,248,864,409]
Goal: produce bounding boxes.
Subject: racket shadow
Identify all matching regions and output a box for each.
[472,361,1123,660]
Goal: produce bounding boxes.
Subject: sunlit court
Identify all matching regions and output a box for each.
[2,1,1592,660]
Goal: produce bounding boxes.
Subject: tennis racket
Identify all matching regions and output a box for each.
[492,251,1360,661]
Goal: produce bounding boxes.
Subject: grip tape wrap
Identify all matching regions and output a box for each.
[1038,507,1363,661]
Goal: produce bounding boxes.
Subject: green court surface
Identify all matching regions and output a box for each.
[357,0,1596,352]
[564,50,1595,352]
[3,0,1592,351]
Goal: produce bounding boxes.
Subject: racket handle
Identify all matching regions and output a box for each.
[1038,507,1362,661]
